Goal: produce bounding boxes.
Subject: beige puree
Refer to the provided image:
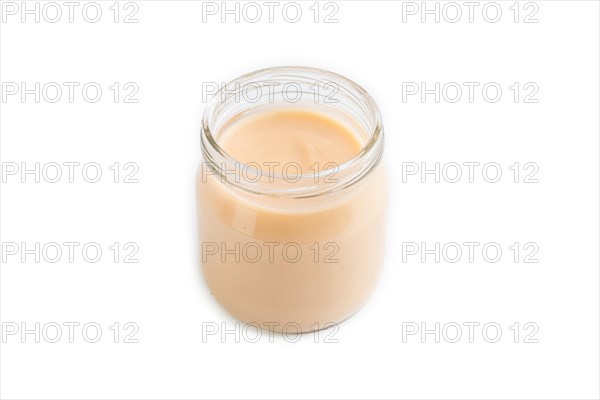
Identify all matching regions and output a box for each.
[197,107,387,332]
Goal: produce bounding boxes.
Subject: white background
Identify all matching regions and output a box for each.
[1,1,599,399]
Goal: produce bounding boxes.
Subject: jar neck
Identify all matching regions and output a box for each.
[201,66,384,199]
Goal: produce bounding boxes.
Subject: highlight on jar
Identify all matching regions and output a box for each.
[196,66,388,333]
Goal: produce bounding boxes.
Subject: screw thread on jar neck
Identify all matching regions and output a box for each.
[201,66,384,199]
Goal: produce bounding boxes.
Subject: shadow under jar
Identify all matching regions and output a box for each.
[197,66,387,333]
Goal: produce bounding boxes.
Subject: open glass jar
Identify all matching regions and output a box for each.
[197,66,387,333]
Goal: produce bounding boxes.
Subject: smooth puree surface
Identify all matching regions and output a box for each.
[219,108,363,174]
[197,107,387,332]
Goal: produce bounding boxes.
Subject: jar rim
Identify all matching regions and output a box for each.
[201,66,384,199]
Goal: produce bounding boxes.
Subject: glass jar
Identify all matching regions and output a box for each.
[197,66,387,333]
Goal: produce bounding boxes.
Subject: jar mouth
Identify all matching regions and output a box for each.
[201,66,384,199]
